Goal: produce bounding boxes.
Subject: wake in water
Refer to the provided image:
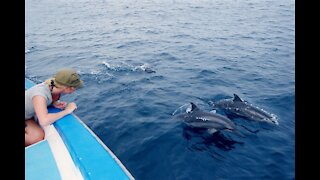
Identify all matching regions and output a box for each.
[25,46,35,54]
[171,103,191,116]
[101,61,156,73]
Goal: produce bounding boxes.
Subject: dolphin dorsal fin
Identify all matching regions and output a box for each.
[233,94,243,102]
[190,102,199,111]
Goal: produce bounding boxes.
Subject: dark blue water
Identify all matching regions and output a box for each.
[25,0,295,179]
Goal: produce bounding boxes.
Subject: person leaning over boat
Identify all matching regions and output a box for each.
[25,68,83,147]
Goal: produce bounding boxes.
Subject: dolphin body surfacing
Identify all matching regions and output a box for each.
[175,102,243,136]
[211,94,279,125]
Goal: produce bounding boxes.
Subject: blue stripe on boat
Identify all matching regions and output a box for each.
[25,78,35,90]
[25,141,61,180]
[50,107,131,180]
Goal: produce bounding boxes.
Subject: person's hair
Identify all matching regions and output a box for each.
[44,78,66,89]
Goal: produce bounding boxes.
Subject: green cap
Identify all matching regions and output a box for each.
[54,68,83,88]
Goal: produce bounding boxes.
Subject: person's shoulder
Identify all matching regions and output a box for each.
[26,82,49,94]
[34,82,48,88]
[36,82,47,87]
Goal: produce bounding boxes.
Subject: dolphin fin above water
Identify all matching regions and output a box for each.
[233,94,243,102]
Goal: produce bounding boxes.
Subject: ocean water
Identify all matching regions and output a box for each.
[25,0,295,179]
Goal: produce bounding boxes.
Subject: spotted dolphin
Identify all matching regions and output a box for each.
[175,102,243,137]
[210,94,279,125]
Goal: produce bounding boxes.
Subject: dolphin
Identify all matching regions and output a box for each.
[175,102,243,137]
[210,94,279,125]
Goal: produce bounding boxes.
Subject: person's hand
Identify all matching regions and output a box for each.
[65,102,77,114]
[53,100,67,109]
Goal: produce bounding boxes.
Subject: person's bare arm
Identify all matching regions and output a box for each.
[33,96,77,126]
[52,100,67,109]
